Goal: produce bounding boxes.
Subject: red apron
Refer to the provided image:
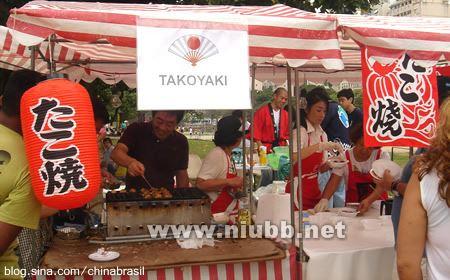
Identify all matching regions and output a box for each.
[345,149,388,203]
[210,151,239,214]
[286,136,324,210]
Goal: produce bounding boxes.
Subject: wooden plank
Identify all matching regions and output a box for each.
[42,238,286,270]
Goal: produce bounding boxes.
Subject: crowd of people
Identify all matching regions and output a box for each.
[0,68,449,280]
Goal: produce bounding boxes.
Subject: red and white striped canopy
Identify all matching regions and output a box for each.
[3,1,343,86]
[2,1,450,86]
[336,13,450,67]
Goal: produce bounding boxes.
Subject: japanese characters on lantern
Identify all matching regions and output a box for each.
[31,98,88,196]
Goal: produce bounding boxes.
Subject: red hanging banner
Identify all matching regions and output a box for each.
[361,47,438,147]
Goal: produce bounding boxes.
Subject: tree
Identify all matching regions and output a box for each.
[352,88,363,109]
[80,79,137,124]
[254,87,274,109]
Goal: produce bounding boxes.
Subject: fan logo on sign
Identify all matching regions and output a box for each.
[160,34,228,87]
[168,34,218,66]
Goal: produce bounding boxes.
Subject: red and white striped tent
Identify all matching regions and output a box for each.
[2,1,344,87]
[336,13,450,67]
[2,1,450,87]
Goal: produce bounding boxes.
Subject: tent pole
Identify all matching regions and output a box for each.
[248,63,257,215]
[294,67,303,280]
[0,61,27,70]
[48,34,56,75]
[242,112,247,191]
[287,65,294,245]
[286,65,298,279]
[30,46,36,71]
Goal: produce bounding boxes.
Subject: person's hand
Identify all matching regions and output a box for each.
[319,162,331,173]
[374,170,395,192]
[314,198,329,213]
[228,176,244,189]
[127,159,145,177]
[357,199,371,214]
[101,169,116,185]
[319,142,344,155]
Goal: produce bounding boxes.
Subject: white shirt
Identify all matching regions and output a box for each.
[273,109,280,133]
[420,169,450,280]
[292,119,328,162]
[332,148,390,177]
[197,147,228,201]
[239,121,251,148]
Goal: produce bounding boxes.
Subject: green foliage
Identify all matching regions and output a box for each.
[302,83,363,109]
[80,79,137,123]
[254,87,274,109]
[184,110,205,122]
[352,88,363,109]
[277,0,379,14]
[301,84,337,100]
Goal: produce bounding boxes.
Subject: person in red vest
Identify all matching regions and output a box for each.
[251,87,289,153]
[313,123,389,213]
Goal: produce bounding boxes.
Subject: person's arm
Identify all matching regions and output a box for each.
[0,221,22,255]
[175,169,189,188]
[111,143,145,177]
[40,206,58,218]
[196,176,243,192]
[358,185,385,214]
[256,141,263,150]
[300,142,343,160]
[397,173,426,280]
[313,173,343,212]
[374,171,408,196]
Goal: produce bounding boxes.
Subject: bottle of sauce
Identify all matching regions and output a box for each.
[259,146,267,166]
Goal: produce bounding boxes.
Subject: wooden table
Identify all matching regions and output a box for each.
[35,237,296,279]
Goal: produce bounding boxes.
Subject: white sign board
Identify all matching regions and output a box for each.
[137,17,251,110]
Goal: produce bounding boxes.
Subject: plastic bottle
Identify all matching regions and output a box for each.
[259,146,267,166]
[238,197,251,226]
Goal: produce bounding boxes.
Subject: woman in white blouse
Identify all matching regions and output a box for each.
[287,87,343,210]
[397,98,450,280]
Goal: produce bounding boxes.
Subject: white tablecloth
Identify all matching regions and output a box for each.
[302,207,395,280]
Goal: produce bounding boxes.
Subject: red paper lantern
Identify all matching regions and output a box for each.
[20,79,101,210]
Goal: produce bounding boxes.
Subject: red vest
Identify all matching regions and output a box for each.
[249,104,289,151]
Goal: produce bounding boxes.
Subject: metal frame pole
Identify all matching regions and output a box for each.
[48,34,56,75]
[287,66,295,244]
[294,68,304,279]
[30,46,36,71]
[248,63,257,213]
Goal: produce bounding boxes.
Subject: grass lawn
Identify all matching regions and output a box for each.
[392,152,410,168]
[189,139,412,167]
[188,139,215,159]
